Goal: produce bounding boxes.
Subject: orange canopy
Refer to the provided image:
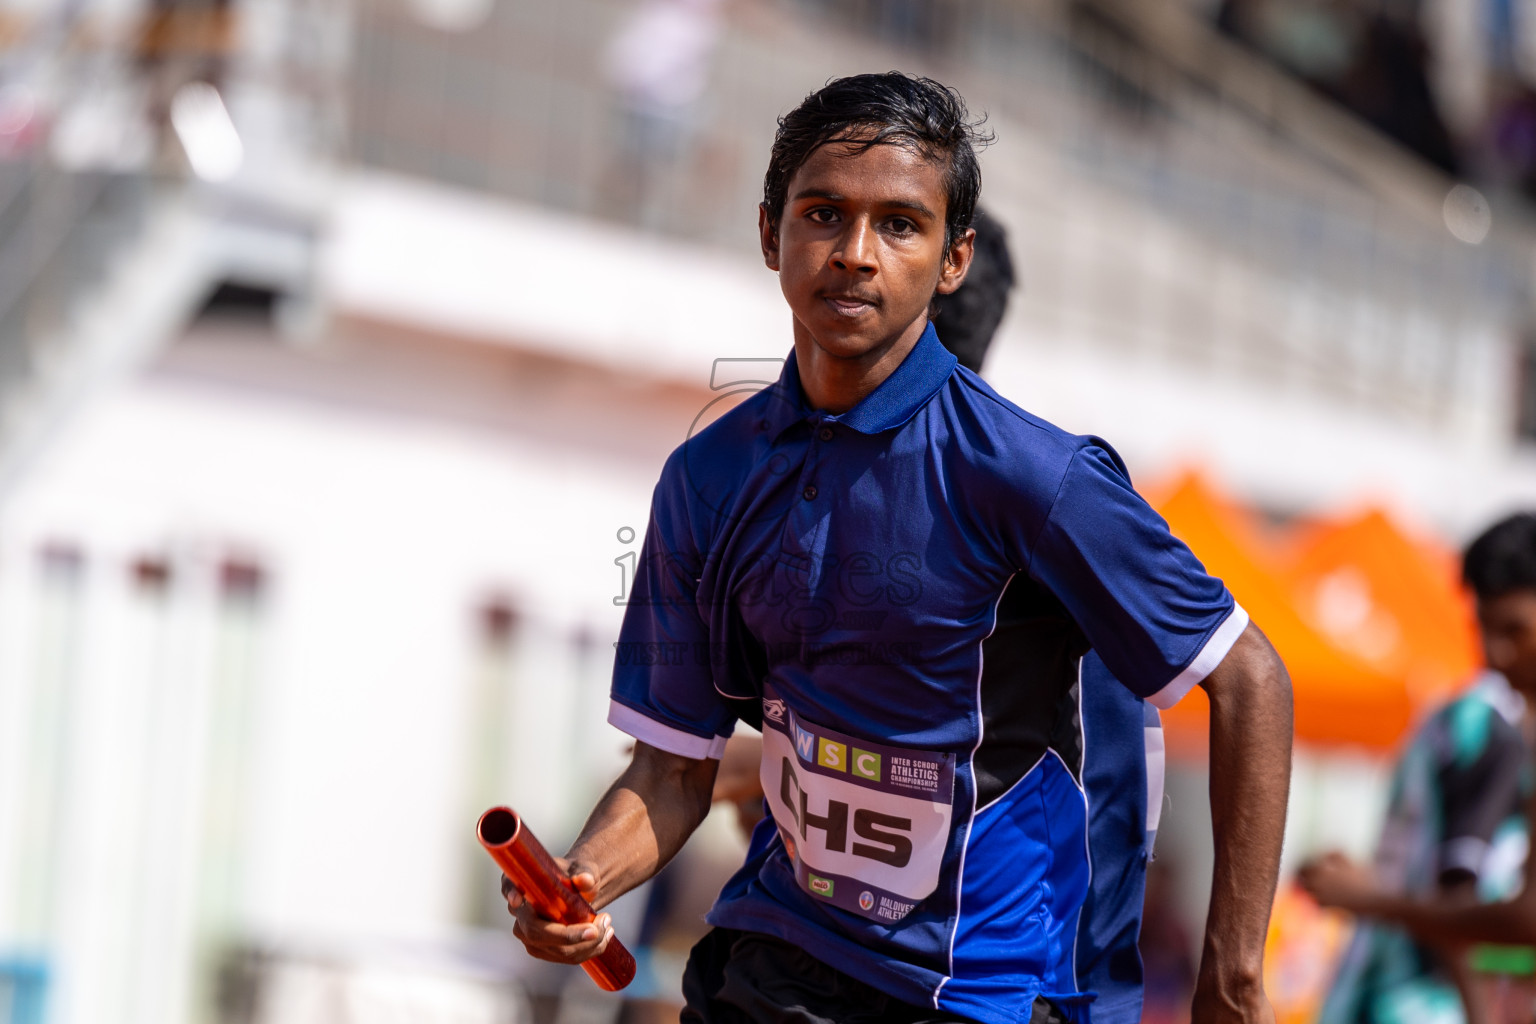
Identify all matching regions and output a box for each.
[1282,508,1480,709]
[1147,473,1413,754]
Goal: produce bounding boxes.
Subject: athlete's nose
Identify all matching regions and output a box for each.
[829,218,877,274]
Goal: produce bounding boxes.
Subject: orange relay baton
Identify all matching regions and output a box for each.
[476,805,637,992]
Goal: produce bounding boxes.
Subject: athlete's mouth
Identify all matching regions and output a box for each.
[823,293,879,317]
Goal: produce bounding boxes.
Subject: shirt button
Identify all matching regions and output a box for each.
[803,486,818,501]
[819,427,833,441]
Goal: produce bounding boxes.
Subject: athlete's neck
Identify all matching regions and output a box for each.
[792,315,928,415]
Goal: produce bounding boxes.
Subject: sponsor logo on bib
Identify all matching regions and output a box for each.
[759,688,955,923]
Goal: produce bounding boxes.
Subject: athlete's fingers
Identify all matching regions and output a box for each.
[512,913,591,949]
[502,864,596,912]
[511,911,614,963]
[501,856,608,965]
[501,873,526,913]
[567,867,599,900]
[538,853,601,902]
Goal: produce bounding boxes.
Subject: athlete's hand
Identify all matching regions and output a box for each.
[501,861,614,965]
[1297,850,1378,912]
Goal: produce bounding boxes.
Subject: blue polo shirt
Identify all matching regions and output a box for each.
[609,323,1244,1024]
[1074,656,1167,1024]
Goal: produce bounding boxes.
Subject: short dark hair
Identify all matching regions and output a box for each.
[762,72,991,256]
[932,208,1016,372]
[1463,513,1536,599]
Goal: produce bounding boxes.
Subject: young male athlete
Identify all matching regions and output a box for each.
[693,207,1167,1024]
[504,73,1294,1023]
[1301,513,1536,1023]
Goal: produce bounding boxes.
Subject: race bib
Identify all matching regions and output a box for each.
[759,690,955,923]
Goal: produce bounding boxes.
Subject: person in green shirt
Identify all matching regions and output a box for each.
[1301,512,1536,1024]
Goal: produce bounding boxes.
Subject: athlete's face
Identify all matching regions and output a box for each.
[759,139,972,369]
[1477,588,1536,696]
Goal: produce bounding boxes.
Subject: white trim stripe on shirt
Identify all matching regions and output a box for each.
[933,572,1016,1010]
[607,700,728,760]
[1145,722,1166,834]
[1068,659,1090,993]
[1147,604,1250,710]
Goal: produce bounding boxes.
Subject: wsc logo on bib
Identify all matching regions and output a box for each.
[809,874,835,898]
[859,891,874,911]
[795,722,884,784]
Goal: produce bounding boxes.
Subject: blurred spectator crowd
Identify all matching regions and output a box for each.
[1215,0,1536,195]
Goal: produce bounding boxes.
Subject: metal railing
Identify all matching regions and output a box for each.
[0,0,347,486]
[0,161,153,420]
[343,0,1524,430]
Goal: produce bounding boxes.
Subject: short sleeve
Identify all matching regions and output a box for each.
[1436,708,1525,882]
[1028,445,1246,708]
[609,463,735,759]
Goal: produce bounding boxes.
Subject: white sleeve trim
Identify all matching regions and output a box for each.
[607,700,728,759]
[1441,836,1490,877]
[1147,604,1251,710]
[1144,723,1166,834]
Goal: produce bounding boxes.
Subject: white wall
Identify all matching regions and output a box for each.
[0,348,653,1024]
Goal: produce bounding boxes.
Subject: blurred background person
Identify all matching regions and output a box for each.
[1300,662,1525,1024]
[929,207,1015,374]
[601,0,726,229]
[1300,513,1536,1024]
[1216,0,1460,174]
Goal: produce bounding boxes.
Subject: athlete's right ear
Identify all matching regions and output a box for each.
[759,204,781,272]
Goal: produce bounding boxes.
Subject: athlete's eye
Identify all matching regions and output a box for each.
[807,207,839,224]
[887,217,917,236]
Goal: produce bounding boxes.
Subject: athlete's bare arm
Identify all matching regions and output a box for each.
[1301,782,1536,948]
[1194,622,1292,1024]
[504,740,718,964]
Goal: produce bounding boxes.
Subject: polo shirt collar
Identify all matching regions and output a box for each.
[767,322,957,437]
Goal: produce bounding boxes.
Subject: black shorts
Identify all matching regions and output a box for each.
[680,927,1067,1024]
